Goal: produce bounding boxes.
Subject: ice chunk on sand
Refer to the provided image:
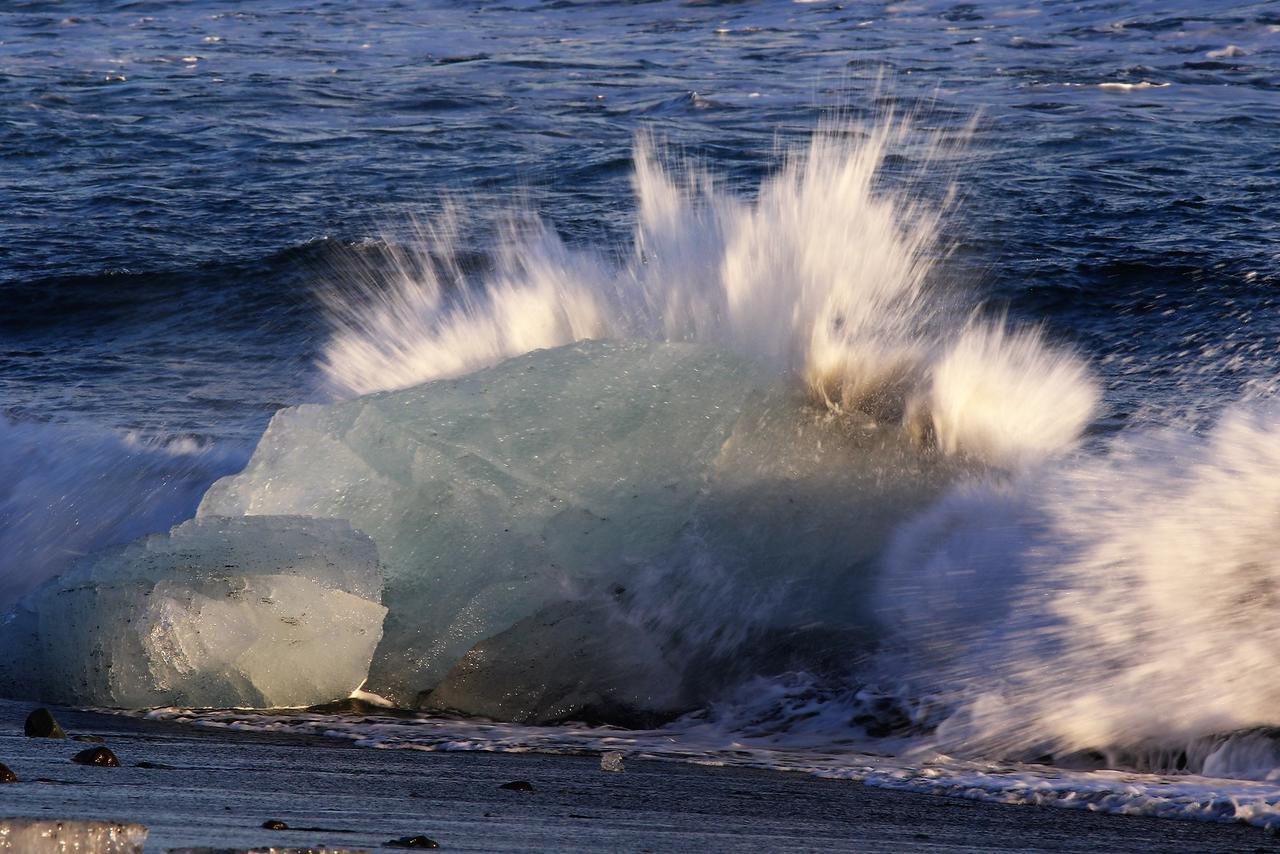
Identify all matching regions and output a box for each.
[0,516,386,709]
[421,389,962,726]
[0,818,146,854]
[199,340,764,702]
[200,340,964,708]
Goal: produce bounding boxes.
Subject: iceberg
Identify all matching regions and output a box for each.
[200,340,963,707]
[0,516,386,709]
[200,340,762,702]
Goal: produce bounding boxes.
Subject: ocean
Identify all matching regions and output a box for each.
[3,0,1280,836]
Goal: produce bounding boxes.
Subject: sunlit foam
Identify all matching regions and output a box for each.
[319,114,1097,471]
[878,403,1280,758]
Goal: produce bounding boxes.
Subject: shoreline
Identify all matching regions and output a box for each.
[0,700,1274,852]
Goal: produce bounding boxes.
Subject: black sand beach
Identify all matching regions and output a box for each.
[0,700,1274,853]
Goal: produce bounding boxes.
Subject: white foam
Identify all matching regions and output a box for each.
[1207,45,1248,59]
[319,209,612,397]
[1097,81,1170,92]
[878,403,1280,760]
[320,117,1097,471]
[920,321,1098,468]
[145,701,1280,833]
[0,419,244,610]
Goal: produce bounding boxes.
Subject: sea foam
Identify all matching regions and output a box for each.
[0,419,243,610]
[878,404,1280,762]
[319,116,1097,471]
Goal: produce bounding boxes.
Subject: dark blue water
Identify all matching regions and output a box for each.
[3,0,1278,441]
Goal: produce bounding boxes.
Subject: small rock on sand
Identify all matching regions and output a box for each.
[24,707,66,738]
[600,751,625,772]
[498,780,534,792]
[0,761,17,782]
[387,835,441,849]
[72,746,120,767]
[261,818,289,830]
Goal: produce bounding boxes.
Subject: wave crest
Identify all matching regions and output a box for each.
[878,404,1280,757]
[319,116,1097,470]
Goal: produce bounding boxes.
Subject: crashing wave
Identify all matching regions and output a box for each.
[0,418,243,610]
[0,118,1102,731]
[877,404,1280,764]
[319,116,1095,470]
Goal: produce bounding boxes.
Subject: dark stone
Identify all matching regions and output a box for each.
[387,835,440,849]
[24,708,66,739]
[261,819,289,830]
[71,746,120,767]
[71,734,106,743]
[499,780,534,792]
[0,762,16,783]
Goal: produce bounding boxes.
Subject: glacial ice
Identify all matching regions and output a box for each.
[0,516,386,709]
[201,340,761,702]
[200,339,964,708]
[0,818,147,854]
[422,598,692,726]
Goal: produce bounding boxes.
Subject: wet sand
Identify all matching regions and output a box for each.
[0,700,1274,852]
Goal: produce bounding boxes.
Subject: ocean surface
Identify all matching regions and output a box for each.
[4,0,1280,836]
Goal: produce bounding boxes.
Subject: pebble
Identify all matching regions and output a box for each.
[24,708,66,739]
[387,835,440,849]
[72,746,120,767]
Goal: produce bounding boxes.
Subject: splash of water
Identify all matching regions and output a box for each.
[877,403,1280,760]
[319,116,1097,470]
[0,419,244,609]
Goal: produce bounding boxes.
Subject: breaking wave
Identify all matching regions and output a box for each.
[307,114,1280,793]
[878,403,1280,762]
[11,110,1280,832]
[0,419,244,610]
[319,115,1098,470]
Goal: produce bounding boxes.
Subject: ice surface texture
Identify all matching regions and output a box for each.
[0,516,386,709]
[202,340,760,703]
[201,340,961,709]
[0,817,147,853]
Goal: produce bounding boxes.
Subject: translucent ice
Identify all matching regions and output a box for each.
[0,516,386,709]
[423,599,691,726]
[200,340,964,707]
[200,340,761,702]
[0,818,147,853]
